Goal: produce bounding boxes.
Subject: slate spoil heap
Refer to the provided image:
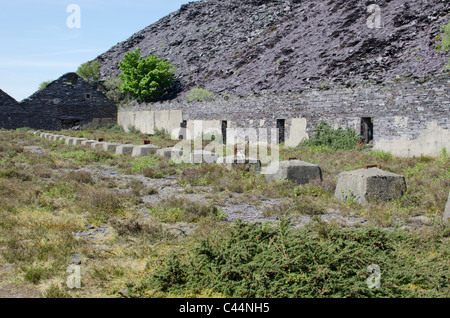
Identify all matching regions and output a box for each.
[96,0,450,99]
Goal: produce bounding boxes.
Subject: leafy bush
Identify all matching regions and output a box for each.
[119,48,176,101]
[187,88,216,102]
[77,61,101,86]
[103,76,125,102]
[128,219,450,298]
[301,121,359,151]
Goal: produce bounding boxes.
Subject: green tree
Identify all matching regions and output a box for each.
[102,77,124,102]
[38,80,52,90]
[438,20,450,70]
[118,48,176,101]
[77,61,101,86]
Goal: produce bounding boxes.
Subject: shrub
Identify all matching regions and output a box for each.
[77,61,101,86]
[38,80,53,91]
[79,186,126,222]
[128,219,450,298]
[187,88,216,103]
[149,196,219,223]
[103,76,125,102]
[119,48,176,101]
[300,121,359,151]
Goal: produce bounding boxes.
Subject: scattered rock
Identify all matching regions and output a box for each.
[70,254,82,265]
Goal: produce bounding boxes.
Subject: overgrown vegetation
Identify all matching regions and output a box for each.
[187,87,216,103]
[0,129,448,298]
[102,77,125,102]
[438,20,450,71]
[300,121,360,151]
[119,48,176,101]
[128,219,450,298]
[77,61,101,87]
[38,80,53,91]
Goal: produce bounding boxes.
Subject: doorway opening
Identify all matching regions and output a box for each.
[221,120,228,144]
[61,119,81,130]
[277,119,285,144]
[360,117,373,144]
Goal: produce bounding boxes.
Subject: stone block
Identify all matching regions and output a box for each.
[72,138,88,145]
[91,142,106,150]
[65,137,75,146]
[217,155,262,172]
[156,147,183,160]
[264,160,322,185]
[81,140,97,146]
[131,145,161,157]
[444,191,450,223]
[115,145,135,155]
[102,142,122,152]
[190,150,220,164]
[334,168,406,205]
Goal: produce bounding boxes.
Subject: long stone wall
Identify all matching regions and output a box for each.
[119,74,450,157]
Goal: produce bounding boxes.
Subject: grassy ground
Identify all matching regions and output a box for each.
[0,127,448,298]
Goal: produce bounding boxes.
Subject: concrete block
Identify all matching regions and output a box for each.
[102,142,122,152]
[190,150,220,164]
[91,142,106,150]
[444,191,450,223]
[156,147,183,160]
[65,137,75,146]
[81,140,97,146]
[115,145,135,155]
[217,155,262,172]
[72,138,88,145]
[264,160,322,185]
[131,145,161,157]
[334,168,406,205]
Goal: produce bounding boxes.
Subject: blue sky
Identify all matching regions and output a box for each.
[0,0,193,101]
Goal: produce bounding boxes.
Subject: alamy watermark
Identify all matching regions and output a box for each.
[366,4,382,29]
[366,264,381,289]
[66,265,81,289]
[171,122,281,174]
[66,4,81,29]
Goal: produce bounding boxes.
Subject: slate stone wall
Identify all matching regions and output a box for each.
[0,73,117,130]
[124,73,449,143]
[0,89,27,129]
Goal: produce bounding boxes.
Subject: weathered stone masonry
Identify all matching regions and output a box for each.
[0,89,27,130]
[0,73,117,131]
[119,74,450,157]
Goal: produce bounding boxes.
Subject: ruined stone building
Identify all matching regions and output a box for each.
[0,73,117,131]
[118,74,450,157]
[0,89,27,130]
